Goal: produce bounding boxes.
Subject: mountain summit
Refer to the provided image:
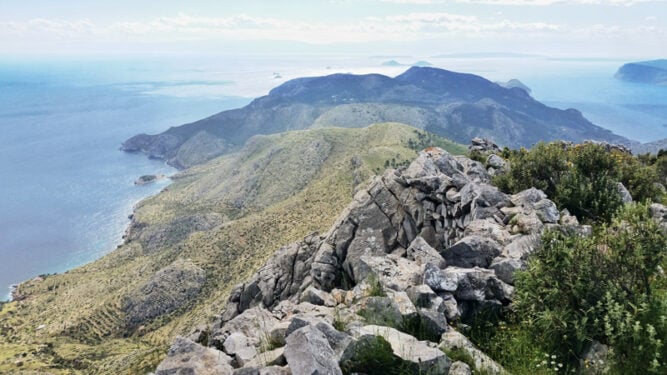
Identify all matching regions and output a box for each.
[122,67,631,169]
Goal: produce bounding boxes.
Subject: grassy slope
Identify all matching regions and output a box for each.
[0,123,465,374]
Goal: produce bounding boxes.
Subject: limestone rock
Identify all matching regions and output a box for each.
[440,329,504,375]
[284,325,342,375]
[424,262,458,293]
[533,199,560,223]
[241,347,286,369]
[580,340,610,375]
[356,255,421,291]
[441,267,513,303]
[469,137,501,154]
[353,325,451,374]
[406,236,446,268]
[233,367,290,375]
[357,296,404,327]
[300,287,337,307]
[417,309,449,341]
[156,337,234,375]
[502,234,541,260]
[616,182,633,203]
[489,257,524,285]
[223,332,258,367]
[486,154,505,169]
[450,361,472,375]
[212,308,280,350]
[442,236,502,268]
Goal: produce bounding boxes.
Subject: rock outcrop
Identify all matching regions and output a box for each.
[123,259,206,328]
[155,146,593,374]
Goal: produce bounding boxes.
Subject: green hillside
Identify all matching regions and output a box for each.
[0,123,465,374]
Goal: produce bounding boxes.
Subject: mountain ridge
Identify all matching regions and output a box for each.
[123,66,633,169]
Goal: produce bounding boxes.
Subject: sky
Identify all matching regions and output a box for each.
[0,0,665,58]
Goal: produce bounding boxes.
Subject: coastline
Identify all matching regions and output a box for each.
[3,173,174,303]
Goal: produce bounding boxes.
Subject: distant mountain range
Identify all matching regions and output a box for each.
[615,59,667,86]
[122,66,633,168]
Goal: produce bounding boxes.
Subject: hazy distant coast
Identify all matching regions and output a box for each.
[615,59,667,86]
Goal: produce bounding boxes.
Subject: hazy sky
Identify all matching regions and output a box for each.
[1,0,665,58]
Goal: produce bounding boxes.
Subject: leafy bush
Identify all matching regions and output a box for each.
[508,203,667,373]
[494,142,664,223]
[340,335,403,375]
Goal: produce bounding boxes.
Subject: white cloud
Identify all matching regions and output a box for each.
[0,10,663,54]
[381,0,655,5]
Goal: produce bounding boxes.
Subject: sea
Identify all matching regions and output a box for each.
[1,54,666,300]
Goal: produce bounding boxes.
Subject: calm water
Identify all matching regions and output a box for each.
[1,55,666,300]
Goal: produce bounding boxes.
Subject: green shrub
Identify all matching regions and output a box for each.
[494,142,665,223]
[508,203,667,373]
[340,335,403,375]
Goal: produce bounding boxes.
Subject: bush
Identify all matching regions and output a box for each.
[509,203,667,373]
[494,142,664,223]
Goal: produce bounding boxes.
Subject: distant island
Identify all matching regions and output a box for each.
[496,78,531,94]
[134,174,166,185]
[615,59,667,86]
[381,60,433,67]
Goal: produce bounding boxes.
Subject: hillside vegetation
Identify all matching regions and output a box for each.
[0,123,465,374]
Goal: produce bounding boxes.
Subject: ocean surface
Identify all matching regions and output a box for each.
[1,54,666,300]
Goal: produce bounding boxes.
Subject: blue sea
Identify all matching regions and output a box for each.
[1,55,666,300]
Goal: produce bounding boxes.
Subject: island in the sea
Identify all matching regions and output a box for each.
[134,174,167,185]
[615,59,667,86]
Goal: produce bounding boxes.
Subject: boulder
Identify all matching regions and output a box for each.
[502,234,541,260]
[353,325,451,374]
[489,257,524,285]
[440,329,504,375]
[417,309,449,341]
[463,219,511,245]
[580,340,610,375]
[511,188,547,207]
[156,337,234,375]
[406,284,439,309]
[284,325,342,375]
[424,262,458,293]
[355,255,421,291]
[357,296,404,327]
[300,287,337,307]
[223,332,258,367]
[533,199,560,223]
[212,308,280,350]
[450,361,472,375]
[406,236,446,268]
[441,236,502,268]
[440,267,513,303]
[616,182,633,203]
[486,154,505,169]
[469,138,501,154]
[241,347,286,368]
[233,367,290,375]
